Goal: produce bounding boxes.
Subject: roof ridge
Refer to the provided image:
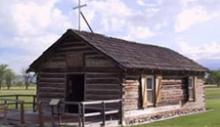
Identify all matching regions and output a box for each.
[69,29,169,50]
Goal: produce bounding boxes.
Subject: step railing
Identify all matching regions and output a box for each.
[52,99,122,127]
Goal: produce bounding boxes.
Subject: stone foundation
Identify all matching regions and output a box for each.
[125,107,205,125]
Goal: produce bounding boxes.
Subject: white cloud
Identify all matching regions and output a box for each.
[84,0,132,32]
[82,0,155,41]
[178,0,198,7]
[0,0,72,73]
[125,26,155,41]
[137,0,146,6]
[175,5,215,32]
[177,41,220,60]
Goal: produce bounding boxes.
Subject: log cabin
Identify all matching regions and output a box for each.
[28,29,208,126]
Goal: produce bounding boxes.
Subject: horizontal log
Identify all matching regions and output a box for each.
[86,90,121,95]
[40,68,66,72]
[86,84,121,89]
[86,72,119,77]
[39,87,65,92]
[51,58,65,62]
[84,52,99,56]
[58,47,91,52]
[61,42,86,47]
[124,75,140,80]
[85,94,120,100]
[85,59,115,67]
[38,77,65,83]
[64,67,121,73]
[39,72,65,77]
[85,55,107,59]
[86,77,120,81]
[86,79,120,84]
[59,44,89,51]
[38,82,65,87]
[62,41,85,44]
[38,92,64,98]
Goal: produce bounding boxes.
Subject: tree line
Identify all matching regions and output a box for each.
[0,64,35,90]
[206,70,220,87]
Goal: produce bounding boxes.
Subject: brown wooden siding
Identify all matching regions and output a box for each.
[157,78,186,106]
[37,71,66,104]
[85,72,121,101]
[36,39,122,109]
[122,74,140,111]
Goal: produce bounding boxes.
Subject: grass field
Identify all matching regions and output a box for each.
[0,86,220,127]
[0,86,36,109]
[0,86,36,95]
[135,87,220,127]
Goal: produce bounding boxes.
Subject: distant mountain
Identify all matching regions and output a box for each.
[198,59,220,70]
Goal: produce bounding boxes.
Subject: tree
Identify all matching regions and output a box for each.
[0,64,8,90]
[4,69,16,90]
[207,70,220,87]
[21,68,33,90]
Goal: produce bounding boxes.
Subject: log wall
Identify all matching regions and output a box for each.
[157,78,185,106]
[85,72,121,101]
[122,74,140,111]
[37,71,66,109]
[36,36,122,110]
[123,76,205,125]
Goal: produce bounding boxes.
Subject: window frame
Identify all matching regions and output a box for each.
[188,76,195,102]
[145,75,155,106]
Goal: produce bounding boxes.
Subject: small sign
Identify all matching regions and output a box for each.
[49,99,61,106]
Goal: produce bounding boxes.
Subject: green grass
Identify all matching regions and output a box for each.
[0,86,36,109]
[135,87,220,127]
[0,86,36,95]
[205,87,220,99]
[1,86,220,127]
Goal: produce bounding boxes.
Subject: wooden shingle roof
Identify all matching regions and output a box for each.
[29,29,208,72]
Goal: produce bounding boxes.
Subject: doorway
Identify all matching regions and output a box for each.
[65,74,84,113]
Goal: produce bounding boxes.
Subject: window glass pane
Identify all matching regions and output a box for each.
[189,89,194,100]
[188,78,193,87]
[147,78,153,89]
[147,91,153,104]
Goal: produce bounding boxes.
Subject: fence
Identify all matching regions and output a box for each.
[0,94,37,125]
[52,99,122,127]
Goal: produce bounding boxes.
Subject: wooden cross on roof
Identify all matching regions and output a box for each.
[73,0,93,32]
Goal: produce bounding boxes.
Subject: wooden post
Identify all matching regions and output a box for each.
[16,95,18,110]
[38,101,44,127]
[78,103,82,127]
[51,105,56,127]
[102,102,106,126]
[20,101,25,125]
[33,95,36,112]
[4,104,8,120]
[119,99,124,126]
[3,100,7,119]
[81,103,85,127]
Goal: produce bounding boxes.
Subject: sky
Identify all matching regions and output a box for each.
[0,0,220,73]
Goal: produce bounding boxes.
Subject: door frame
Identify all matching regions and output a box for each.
[64,72,86,102]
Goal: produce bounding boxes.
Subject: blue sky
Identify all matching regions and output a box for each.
[0,0,220,73]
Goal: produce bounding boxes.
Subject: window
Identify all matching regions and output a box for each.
[188,77,195,101]
[146,76,154,106]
